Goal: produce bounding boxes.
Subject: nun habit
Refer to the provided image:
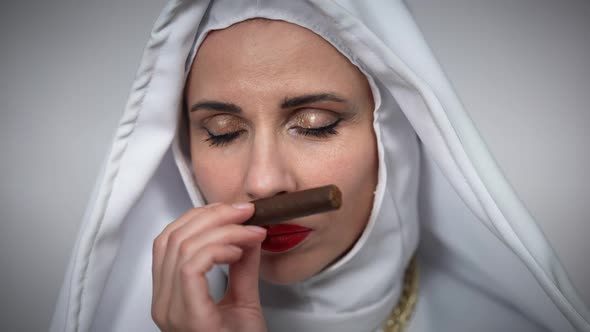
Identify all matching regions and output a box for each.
[50,1,590,331]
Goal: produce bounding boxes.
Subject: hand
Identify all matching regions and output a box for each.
[151,202,268,332]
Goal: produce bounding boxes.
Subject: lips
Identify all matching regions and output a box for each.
[261,224,312,253]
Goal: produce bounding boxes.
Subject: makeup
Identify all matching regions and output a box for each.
[261,223,313,253]
[245,184,342,226]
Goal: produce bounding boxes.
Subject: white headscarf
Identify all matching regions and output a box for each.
[50,1,590,332]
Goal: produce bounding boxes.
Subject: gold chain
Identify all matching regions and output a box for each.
[382,256,419,332]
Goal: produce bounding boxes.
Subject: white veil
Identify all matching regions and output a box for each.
[50,1,590,331]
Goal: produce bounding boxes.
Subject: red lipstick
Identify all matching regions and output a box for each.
[261,224,311,253]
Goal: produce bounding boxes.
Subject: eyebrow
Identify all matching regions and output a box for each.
[189,101,242,113]
[189,92,348,114]
[281,93,347,109]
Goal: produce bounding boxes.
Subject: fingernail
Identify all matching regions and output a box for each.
[244,225,267,234]
[232,202,253,210]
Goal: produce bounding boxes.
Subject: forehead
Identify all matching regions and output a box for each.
[187,19,366,98]
[196,18,336,66]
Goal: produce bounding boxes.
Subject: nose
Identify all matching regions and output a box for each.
[244,136,297,200]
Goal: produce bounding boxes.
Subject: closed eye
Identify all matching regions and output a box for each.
[294,119,341,138]
[204,129,246,147]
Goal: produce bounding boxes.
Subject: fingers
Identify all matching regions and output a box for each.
[169,224,266,317]
[176,224,265,266]
[151,202,263,330]
[222,241,264,308]
[152,207,208,299]
[167,243,243,329]
[159,204,255,298]
[153,203,252,296]
[153,203,224,285]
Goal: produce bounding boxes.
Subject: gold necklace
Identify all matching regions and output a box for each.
[382,256,419,332]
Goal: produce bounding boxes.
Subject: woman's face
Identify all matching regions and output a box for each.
[185,19,377,284]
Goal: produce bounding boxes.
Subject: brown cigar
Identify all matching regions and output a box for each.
[244,185,342,226]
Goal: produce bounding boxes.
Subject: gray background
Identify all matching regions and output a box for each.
[0,0,588,331]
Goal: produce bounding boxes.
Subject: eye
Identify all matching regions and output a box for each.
[204,129,246,147]
[288,110,342,139]
[199,114,247,147]
[295,118,341,138]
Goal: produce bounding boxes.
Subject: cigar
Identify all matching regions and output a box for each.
[244,185,342,226]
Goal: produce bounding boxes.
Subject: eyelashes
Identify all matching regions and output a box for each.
[295,118,341,138]
[204,119,341,147]
[205,129,246,147]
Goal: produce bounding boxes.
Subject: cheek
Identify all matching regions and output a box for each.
[191,148,246,203]
[293,131,377,194]
[298,128,378,235]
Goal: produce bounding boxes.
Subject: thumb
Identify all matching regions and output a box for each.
[222,242,263,307]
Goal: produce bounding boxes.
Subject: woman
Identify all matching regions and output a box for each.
[50,1,590,331]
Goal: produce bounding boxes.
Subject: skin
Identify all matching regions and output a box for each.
[152,19,377,331]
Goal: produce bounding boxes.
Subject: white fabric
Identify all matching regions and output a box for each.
[50,1,590,331]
